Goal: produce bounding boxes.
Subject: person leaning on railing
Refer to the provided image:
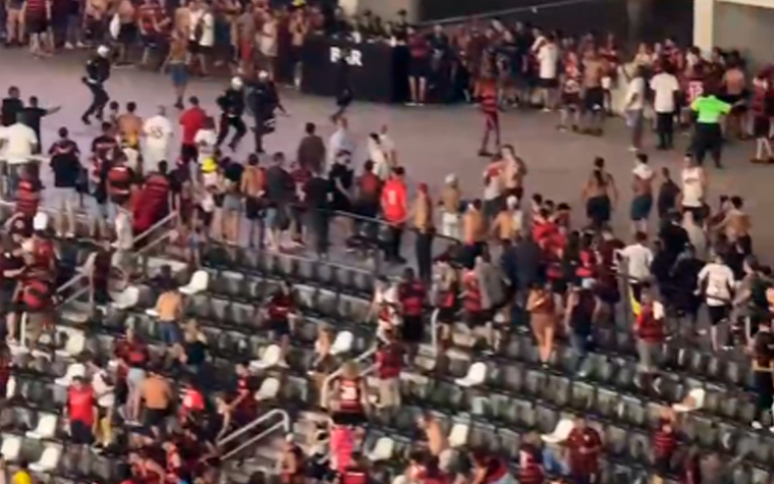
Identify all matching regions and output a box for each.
[380,166,408,264]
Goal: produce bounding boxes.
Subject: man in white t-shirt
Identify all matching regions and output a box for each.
[649,65,679,150]
[536,34,559,112]
[616,231,654,301]
[697,253,735,351]
[188,1,214,76]
[624,66,646,152]
[0,116,38,199]
[143,106,173,172]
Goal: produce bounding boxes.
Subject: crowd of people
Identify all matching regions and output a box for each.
[1,4,774,484]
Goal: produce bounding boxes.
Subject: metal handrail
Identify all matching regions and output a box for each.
[133,211,178,247]
[217,408,291,451]
[53,211,179,305]
[418,0,607,26]
[320,346,377,408]
[430,308,440,358]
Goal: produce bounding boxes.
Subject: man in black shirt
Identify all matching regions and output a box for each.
[303,170,331,256]
[264,153,295,251]
[216,77,247,151]
[23,96,61,153]
[49,127,81,236]
[751,319,774,430]
[82,45,112,125]
[1,86,24,127]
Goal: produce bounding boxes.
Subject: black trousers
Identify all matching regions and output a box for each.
[216,114,246,149]
[83,82,109,119]
[386,225,404,260]
[692,123,723,166]
[309,212,329,256]
[415,231,434,283]
[656,112,674,148]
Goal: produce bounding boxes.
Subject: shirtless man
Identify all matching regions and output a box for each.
[174,0,191,38]
[721,59,747,140]
[239,153,265,247]
[416,413,453,471]
[117,102,143,151]
[115,0,137,64]
[631,153,654,234]
[5,0,25,46]
[84,0,107,45]
[581,47,606,136]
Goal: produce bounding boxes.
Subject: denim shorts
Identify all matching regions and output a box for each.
[159,320,181,345]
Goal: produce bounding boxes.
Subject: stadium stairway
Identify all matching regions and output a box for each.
[8,226,774,484]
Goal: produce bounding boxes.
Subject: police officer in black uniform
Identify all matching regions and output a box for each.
[216,77,247,152]
[81,45,112,125]
[245,70,285,154]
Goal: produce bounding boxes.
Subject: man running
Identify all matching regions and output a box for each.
[81,45,112,125]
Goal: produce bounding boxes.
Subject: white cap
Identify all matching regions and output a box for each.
[97,45,110,57]
[445,173,457,184]
[33,212,48,232]
[230,77,244,89]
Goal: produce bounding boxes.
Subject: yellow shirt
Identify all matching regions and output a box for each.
[14,470,32,484]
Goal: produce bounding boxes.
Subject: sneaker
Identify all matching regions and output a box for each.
[76,41,86,48]
[64,42,74,50]
[627,146,639,152]
[542,108,552,113]
[752,421,764,430]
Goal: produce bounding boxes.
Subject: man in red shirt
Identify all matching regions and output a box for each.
[565,417,602,484]
[137,0,170,67]
[24,0,51,56]
[375,329,402,414]
[179,96,206,166]
[380,166,408,263]
[67,376,96,462]
[479,77,500,157]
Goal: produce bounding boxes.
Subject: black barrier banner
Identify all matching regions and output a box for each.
[301,35,409,104]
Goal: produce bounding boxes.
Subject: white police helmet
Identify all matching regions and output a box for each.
[97,45,110,57]
[231,77,244,89]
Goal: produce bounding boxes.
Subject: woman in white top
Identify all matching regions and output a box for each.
[680,154,708,223]
[367,133,390,180]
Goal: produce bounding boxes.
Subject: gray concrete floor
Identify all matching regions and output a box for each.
[3,48,773,259]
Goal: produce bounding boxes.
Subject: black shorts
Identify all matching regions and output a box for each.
[539,77,559,89]
[400,316,425,343]
[436,306,457,324]
[707,305,730,326]
[754,371,774,410]
[245,197,264,220]
[408,58,430,78]
[583,87,605,112]
[118,23,137,44]
[331,411,366,426]
[144,407,168,428]
[270,318,290,337]
[180,143,198,164]
[753,116,771,139]
[70,420,94,445]
[188,43,212,55]
[26,15,48,34]
[562,92,581,108]
[465,309,491,327]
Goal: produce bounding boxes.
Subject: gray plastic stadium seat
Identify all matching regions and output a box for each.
[619,396,647,428]
[570,381,594,411]
[502,363,525,394]
[543,375,570,407]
